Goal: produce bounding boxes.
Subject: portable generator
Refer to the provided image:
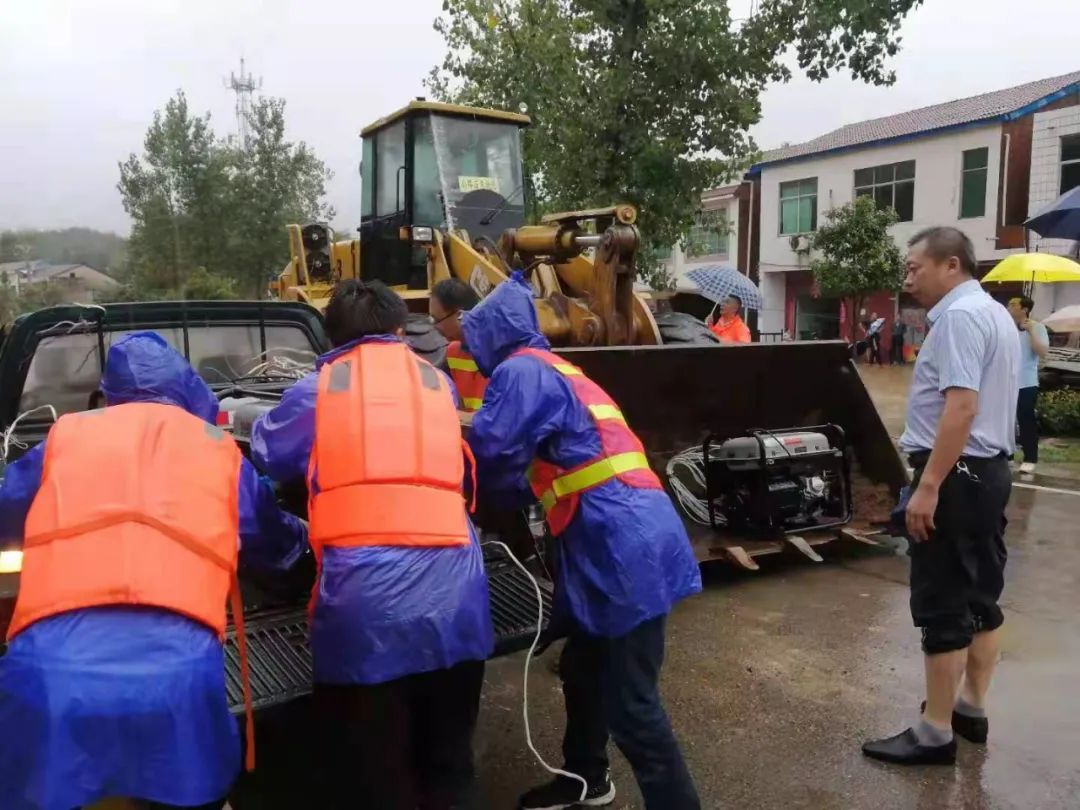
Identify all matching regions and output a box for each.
[703,425,852,536]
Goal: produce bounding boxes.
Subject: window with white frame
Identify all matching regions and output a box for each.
[778,178,817,235]
[854,160,915,221]
[959,148,988,219]
[685,210,729,257]
[1061,134,1080,195]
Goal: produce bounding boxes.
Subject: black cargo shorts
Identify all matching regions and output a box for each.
[905,453,1011,655]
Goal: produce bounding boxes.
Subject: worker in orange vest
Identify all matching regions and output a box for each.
[708,294,752,344]
[463,274,702,810]
[250,280,493,810]
[0,332,308,810]
[431,277,488,413]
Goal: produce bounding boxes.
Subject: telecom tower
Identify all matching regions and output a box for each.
[224,58,262,148]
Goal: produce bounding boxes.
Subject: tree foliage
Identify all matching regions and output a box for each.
[118,91,333,299]
[0,276,71,326]
[0,228,127,274]
[809,195,905,336]
[428,0,922,283]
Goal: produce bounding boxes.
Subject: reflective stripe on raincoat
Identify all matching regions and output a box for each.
[462,275,701,638]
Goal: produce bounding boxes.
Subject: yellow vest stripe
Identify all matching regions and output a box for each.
[534,451,652,513]
[448,356,479,372]
[461,397,483,412]
[588,404,625,423]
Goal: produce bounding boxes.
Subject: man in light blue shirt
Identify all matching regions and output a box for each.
[864,227,1018,769]
[1007,295,1049,473]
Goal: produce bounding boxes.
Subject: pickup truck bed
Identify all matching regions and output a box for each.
[225,555,552,714]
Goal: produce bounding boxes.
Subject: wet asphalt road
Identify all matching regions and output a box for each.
[469,366,1080,809]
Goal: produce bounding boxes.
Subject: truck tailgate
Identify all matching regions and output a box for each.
[224,558,553,714]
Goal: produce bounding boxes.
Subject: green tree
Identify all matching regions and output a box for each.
[428,0,922,285]
[809,195,905,339]
[182,266,240,300]
[0,228,127,274]
[0,276,73,325]
[118,91,231,291]
[229,97,335,296]
[117,91,333,299]
[0,232,31,263]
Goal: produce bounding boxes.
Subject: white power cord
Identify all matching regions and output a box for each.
[481,539,588,804]
[665,446,726,526]
[3,404,58,461]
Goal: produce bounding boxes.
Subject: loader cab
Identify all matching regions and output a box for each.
[359,100,530,289]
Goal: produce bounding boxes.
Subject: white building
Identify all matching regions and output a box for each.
[748,71,1080,346]
[660,184,744,287]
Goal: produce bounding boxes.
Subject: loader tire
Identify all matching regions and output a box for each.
[655,311,720,345]
[405,314,448,368]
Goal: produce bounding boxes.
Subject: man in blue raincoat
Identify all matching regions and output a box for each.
[0,332,309,810]
[250,279,493,810]
[463,275,702,810]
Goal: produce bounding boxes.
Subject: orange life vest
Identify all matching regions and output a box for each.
[515,348,663,536]
[308,342,470,551]
[446,340,488,412]
[9,402,257,770]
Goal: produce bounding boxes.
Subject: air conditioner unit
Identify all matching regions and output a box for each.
[788,234,811,253]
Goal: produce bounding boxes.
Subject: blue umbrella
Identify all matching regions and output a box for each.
[1025,186,1080,240]
[684,265,762,310]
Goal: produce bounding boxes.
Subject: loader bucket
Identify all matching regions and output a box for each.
[557,340,907,569]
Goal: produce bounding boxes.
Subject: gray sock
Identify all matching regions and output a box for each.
[954,697,986,718]
[914,717,953,746]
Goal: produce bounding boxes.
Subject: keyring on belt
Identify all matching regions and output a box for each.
[955,461,980,482]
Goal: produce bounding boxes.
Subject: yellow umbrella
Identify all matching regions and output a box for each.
[983,252,1080,283]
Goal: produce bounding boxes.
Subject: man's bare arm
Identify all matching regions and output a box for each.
[1026,319,1049,359]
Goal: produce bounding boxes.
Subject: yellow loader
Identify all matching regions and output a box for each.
[269,99,907,570]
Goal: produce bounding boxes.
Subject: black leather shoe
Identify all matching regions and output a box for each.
[920,701,989,743]
[862,728,956,765]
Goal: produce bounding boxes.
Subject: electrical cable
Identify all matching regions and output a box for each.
[3,404,58,461]
[480,539,588,804]
[665,446,726,526]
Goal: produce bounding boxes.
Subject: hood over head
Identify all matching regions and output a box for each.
[461,273,550,377]
[100,331,219,423]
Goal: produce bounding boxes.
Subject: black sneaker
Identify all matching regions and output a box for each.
[517,772,616,809]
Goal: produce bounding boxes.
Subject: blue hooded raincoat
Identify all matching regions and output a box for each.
[463,275,702,638]
[0,332,308,810]
[249,334,494,685]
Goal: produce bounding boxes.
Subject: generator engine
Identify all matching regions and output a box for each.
[703,425,852,536]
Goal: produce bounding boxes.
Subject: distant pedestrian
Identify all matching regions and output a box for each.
[863,226,1018,767]
[1007,296,1048,474]
[891,318,906,365]
[867,312,885,364]
[860,312,884,364]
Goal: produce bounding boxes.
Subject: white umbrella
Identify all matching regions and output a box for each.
[1043,305,1080,332]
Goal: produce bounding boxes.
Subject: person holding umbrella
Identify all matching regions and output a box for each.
[1007,295,1049,474]
[685,265,760,344]
[709,295,751,344]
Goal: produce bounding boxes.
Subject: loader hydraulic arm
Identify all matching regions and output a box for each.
[428,205,659,347]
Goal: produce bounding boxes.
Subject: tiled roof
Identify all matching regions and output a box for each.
[0,261,117,287]
[756,70,1080,168]
[702,184,741,198]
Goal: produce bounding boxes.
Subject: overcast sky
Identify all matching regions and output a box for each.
[2,0,1078,236]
